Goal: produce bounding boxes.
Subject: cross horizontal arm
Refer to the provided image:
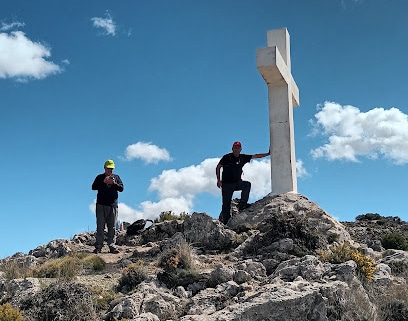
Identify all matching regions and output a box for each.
[256,46,299,107]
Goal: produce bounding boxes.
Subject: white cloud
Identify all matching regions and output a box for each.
[310,101,408,164]
[0,31,62,81]
[149,158,220,198]
[117,197,192,224]
[139,197,192,219]
[124,142,172,164]
[91,12,116,36]
[296,159,308,178]
[0,21,25,31]
[118,202,142,223]
[239,159,271,198]
[89,199,96,214]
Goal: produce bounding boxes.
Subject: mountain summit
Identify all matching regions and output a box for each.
[1,193,407,320]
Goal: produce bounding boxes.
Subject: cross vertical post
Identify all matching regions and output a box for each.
[256,28,300,194]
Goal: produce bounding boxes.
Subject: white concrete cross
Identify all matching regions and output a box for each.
[256,27,300,195]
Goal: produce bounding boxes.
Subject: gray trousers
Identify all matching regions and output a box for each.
[95,204,118,249]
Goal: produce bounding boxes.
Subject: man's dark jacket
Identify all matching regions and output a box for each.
[92,174,124,208]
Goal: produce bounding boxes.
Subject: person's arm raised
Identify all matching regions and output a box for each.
[252,149,270,159]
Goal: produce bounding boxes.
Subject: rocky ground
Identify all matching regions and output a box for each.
[1,193,408,321]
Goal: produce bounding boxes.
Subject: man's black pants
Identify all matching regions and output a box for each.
[221,180,251,223]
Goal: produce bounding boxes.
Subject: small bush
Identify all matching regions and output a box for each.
[157,238,200,288]
[157,268,202,289]
[381,233,408,251]
[159,239,194,272]
[117,261,147,293]
[318,242,376,281]
[326,233,339,244]
[0,303,23,321]
[244,215,321,257]
[154,211,190,222]
[350,251,376,281]
[355,213,383,221]
[318,242,354,264]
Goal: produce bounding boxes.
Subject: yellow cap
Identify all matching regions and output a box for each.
[104,159,115,169]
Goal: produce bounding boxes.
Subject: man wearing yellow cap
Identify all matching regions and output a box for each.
[91,159,124,253]
[216,142,270,224]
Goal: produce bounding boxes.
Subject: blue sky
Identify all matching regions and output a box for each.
[1,0,407,258]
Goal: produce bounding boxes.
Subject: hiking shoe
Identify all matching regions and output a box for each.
[218,212,225,224]
[218,211,231,224]
[109,246,119,254]
[238,202,251,211]
[93,248,101,254]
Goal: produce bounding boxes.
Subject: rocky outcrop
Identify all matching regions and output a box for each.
[0,193,406,321]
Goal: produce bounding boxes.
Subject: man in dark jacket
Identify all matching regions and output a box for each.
[216,141,269,224]
[92,159,124,253]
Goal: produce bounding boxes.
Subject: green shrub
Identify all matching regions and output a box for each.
[154,211,190,222]
[381,233,408,251]
[355,213,383,221]
[0,303,23,321]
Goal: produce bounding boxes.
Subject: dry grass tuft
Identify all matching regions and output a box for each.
[157,238,203,289]
[117,260,147,293]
